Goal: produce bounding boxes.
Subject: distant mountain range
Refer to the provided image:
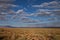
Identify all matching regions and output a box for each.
[0,25,14,28]
[0,25,60,28]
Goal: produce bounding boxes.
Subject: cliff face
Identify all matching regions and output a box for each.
[0,28,60,40]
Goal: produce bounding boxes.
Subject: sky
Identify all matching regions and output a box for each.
[0,0,60,27]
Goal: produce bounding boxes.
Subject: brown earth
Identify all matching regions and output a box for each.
[0,28,60,40]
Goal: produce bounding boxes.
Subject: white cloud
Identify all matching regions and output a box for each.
[36,11,51,16]
[7,4,18,7]
[0,4,18,9]
[30,9,60,22]
[48,17,57,21]
[0,0,15,2]
[9,9,40,23]
[0,0,19,20]
[32,2,48,8]
[21,17,39,23]
[0,15,6,20]
[52,10,60,16]
[16,9,24,13]
[32,1,60,8]
[11,9,25,19]
[32,1,60,19]
[38,9,60,16]
[31,11,51,17]
[0,0,60,27]
[11,9,40,23]
[16,9,30,17]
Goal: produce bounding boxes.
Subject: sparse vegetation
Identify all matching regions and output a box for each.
[0,28,60,40]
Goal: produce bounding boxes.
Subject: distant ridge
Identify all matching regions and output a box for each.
[6,26,60,28]
[0,25,13,28]
[0,25,60,28]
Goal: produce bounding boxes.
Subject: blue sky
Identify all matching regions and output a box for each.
[0,0,60,27]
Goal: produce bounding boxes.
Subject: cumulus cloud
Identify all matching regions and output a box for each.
[0,14,6,20]
[29,9,60,23]
[32,1,60,8]
[37,9,60,16]
[12,9,25,19]
[0,0,18,20]
[36,11,51,16]
[16,9,24,14]
[24,21,60,27]
[0,0,18,13]
[0,0,60,27]
[18,9,32,16]
[30,10,51,17]
[8,10,15,14]
[32,1,60,17]
[52,10,60,16]
[48,17,57,21]
[7,4,18,7]
[16,9,30,17]
[20,17,39,23]
[9,9,43,23]
[0,0,14,1]
[32,0,60,21]
[12,9,40,23]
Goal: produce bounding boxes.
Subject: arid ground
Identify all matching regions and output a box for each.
[0,28,60,40]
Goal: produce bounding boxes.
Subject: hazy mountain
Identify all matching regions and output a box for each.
[0,25,13,28]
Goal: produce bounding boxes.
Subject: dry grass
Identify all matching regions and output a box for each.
[0,28,60,40]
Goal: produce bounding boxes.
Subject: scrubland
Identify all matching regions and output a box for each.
[0,28,60,40]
